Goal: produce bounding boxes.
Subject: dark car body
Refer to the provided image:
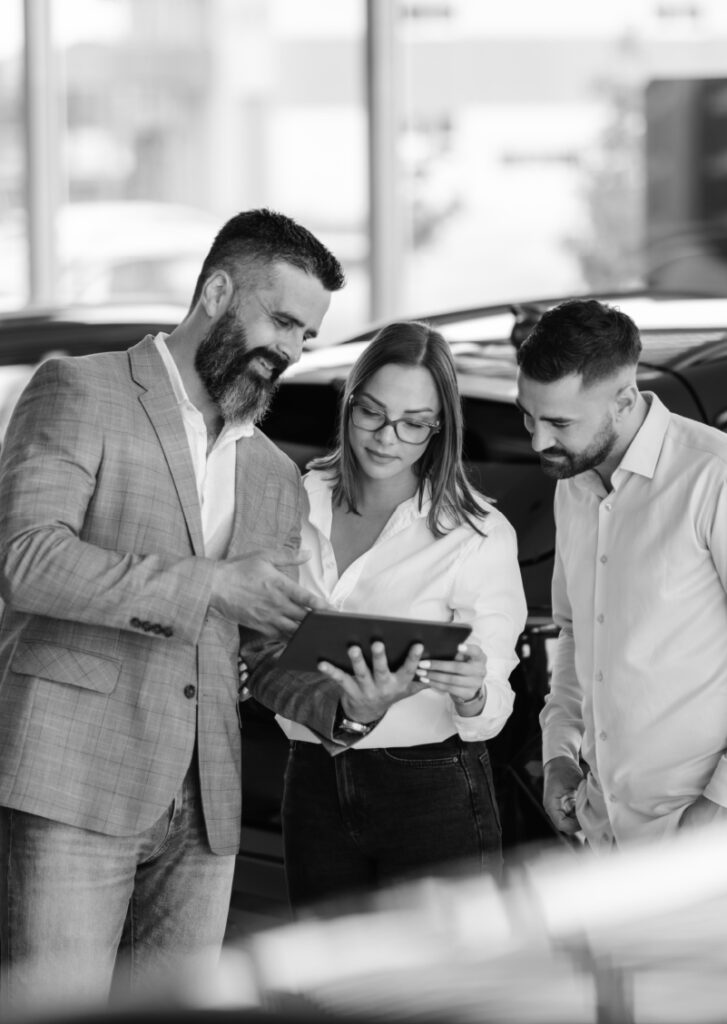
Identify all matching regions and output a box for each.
[247,291,727,869]
[2,292,727,897]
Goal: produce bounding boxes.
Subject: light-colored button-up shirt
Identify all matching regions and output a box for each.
[542,393,727,846]
[278,470,527,748]
[154,334,253,558]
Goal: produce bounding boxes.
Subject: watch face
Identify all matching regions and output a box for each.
[340,718,370,735]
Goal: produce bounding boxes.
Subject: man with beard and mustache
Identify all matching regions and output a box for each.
[516,298,727,850]
[0,209,350,1014]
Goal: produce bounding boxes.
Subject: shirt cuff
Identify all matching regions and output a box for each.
[541,726,582,766]
[452,683,509,742]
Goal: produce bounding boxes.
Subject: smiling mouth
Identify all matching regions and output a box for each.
[252,354,286,380]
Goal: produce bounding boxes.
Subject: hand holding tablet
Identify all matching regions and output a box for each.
[276,609,472,674]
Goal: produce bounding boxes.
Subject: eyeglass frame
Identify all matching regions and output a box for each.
[347,395,441,445]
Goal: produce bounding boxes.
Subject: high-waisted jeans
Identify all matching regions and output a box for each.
[282,734,502,912]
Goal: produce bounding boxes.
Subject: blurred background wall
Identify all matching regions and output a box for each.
[2,0,727,344]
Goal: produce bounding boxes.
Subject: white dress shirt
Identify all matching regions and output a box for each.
[542,393,727,846]
[278,470,527,748]
[154,334,253,558]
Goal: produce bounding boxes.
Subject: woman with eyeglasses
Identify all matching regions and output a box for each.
[252,320,527,910]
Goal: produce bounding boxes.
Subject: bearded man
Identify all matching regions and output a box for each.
[0,209,347,1011]
[516,298,727,850]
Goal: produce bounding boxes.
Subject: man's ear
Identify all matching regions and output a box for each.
[199,270,234,319]
[614,381,639,419]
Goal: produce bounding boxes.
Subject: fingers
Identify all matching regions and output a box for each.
[424,643,485,676]
[544,779,582,835]
[317,660,355,689]
[417,656,484,692]
[256,610,309,638]
[368,641,393,678]
[262,546,313,567]
[274,574,324,612]
[348,645,377,685]
[401,643,424,676]
[318,647,376,698]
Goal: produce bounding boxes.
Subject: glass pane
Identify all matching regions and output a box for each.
[18,0,367,341]
[0,0,26,311]
[394,0,727,320]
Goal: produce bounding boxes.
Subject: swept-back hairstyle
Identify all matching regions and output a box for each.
[190,208,345,307]
[310,321,489,538]
[517,298,642,386]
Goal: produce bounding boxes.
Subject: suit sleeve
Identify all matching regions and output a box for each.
[0,358,214,644]
[539,485,585,765]
[238,477,356,753]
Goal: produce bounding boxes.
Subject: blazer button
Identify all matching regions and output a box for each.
[130,617,141,628]
[163,627,173,638]
[184,685,196,699]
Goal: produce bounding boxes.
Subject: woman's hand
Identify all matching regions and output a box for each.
[416,642,487,718]
[317,640,426,724]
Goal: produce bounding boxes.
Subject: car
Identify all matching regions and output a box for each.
[2,291,727,903]
[246,289,727,871]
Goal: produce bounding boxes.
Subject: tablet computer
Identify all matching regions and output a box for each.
[277,609,472,673]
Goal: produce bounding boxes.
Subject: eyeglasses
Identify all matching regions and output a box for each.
[348,398,441,445]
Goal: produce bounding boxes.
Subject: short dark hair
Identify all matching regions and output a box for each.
[310,321,489,538]
[517,298,642,386]
[190,208,345,305]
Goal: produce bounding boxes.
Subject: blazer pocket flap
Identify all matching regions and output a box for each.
[10,641,121,694]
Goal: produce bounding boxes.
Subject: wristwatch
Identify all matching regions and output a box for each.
[338,717,374,736]
[334,705,379,737]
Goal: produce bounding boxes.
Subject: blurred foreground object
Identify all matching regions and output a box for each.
[234,824,727,1024]
[11,824,727,1024]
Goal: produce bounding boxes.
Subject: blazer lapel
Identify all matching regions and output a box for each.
[128,336,205,556]
[228,433,268,554]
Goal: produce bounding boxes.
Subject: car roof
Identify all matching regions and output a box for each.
[0,303,185,364]
[289,290,727,401]
[2,291,727,399]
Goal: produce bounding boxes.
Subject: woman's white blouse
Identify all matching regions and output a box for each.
[277,470,528,748]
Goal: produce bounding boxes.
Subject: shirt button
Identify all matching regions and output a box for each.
[599,730,608,741]
[604,502,612,511]
[596,613,604,623]
[600,555,608,564]
[595,671,603,682]
[608,793,617,803]
[184,685,196,699]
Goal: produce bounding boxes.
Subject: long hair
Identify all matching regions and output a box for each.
[310,321,489,538]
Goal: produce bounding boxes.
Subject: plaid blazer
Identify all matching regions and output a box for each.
[0,335,335,854]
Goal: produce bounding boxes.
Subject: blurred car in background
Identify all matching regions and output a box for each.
[2,291,727,902]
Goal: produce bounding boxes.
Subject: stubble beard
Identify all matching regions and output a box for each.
[539,416,618,479]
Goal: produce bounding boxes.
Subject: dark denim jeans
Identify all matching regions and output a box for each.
[282,734,502,911]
